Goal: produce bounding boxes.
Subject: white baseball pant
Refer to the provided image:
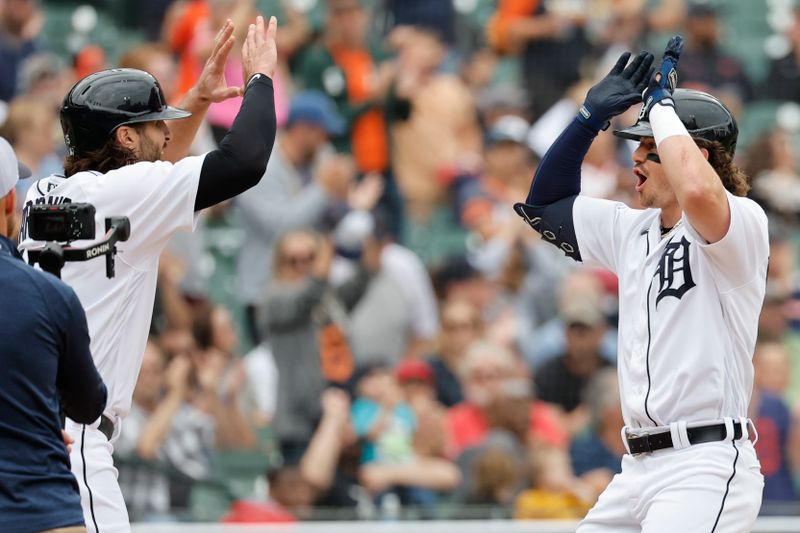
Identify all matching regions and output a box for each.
[577,437,763,533]
[65,418,130,533]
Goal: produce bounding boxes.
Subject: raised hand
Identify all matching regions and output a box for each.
[320,387,351,423]
[242,15,278,84]
[165,354,192,396]
[193,20,242,103]
[578,50,655,131]
[348,172,385,211]
[641,35,684,116]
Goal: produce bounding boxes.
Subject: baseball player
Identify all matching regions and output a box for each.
[514,37,767,531]
[18,16,278,533]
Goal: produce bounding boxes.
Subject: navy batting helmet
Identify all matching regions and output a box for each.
[60,68,191,156]
[614,88,738,155]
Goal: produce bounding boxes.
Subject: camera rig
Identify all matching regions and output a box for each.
[24,203,130,279]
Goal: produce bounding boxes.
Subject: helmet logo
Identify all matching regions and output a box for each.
[638,98,651,120]
[668,69,678,91]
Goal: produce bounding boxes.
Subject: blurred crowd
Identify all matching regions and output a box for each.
[4,0,800,523]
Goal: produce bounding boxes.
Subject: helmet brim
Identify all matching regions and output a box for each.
[122,105,192,127]
[613,121,654,142]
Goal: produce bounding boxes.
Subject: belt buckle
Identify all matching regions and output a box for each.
[628,433,652,455]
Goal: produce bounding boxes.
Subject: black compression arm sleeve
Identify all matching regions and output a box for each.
[195,75,277,211]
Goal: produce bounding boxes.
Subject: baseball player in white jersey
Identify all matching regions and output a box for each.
[514,37,767,531]
[18,17,279,533]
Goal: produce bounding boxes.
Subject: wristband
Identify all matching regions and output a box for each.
[244,73,271,94]
[650,103,690,148]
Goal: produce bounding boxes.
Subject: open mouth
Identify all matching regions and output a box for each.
[634,168,647,191]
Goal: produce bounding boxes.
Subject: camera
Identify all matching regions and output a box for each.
[27,203,96,242]
[24,202,129,280]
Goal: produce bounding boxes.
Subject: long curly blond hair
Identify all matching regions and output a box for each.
[695,138,750,197]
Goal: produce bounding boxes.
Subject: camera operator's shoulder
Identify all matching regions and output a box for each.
[3,257,81,312]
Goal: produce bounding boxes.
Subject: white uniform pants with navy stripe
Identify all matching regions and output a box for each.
[65,419,130,533]
[577,440,763,533]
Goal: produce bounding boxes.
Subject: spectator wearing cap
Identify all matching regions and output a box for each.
[459,115,536,277]
[332,206,438,364]
[0,136,107,533]
[293,0,404,235]
[534,296,612,435]
[521,269,617,370]
[293,0,393,173]
[395,358,448,459]
[235,90,354,344]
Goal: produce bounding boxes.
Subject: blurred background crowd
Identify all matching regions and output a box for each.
[3,0,800,523]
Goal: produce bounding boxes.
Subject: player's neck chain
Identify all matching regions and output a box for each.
[659,219,683,239]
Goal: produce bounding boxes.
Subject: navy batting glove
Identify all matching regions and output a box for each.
[578,50,655,132]
[641,35,684,116]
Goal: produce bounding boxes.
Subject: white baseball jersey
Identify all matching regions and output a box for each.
[573,191,769,429]
[19,157,203,419]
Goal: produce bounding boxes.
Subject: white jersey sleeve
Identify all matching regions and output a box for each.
[572,196,641,273]
[683,191,770,292]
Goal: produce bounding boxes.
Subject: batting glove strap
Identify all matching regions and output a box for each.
[642,89,675,115]
[642,35,683,117]
[577,104,611,132]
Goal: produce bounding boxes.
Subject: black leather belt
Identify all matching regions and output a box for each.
[98,415,115,440]
[627,421,745,455]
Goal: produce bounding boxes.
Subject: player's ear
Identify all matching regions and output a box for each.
[699,146,710,160]
[115,126,138,151]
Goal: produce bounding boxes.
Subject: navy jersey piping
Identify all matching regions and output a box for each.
[643,228,658,426]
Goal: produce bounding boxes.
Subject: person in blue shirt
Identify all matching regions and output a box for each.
[0,137,107,533]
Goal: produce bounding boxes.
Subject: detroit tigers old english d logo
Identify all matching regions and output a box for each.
[654,236,696,307]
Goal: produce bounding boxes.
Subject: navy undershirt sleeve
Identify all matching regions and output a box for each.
[526,118,599,205]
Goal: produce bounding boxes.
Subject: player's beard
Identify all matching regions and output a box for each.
[638,189,657,208]
[139,135,164,162]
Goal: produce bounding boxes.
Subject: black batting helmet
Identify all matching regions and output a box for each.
[60,68,191,156]
[614,88,738,155]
